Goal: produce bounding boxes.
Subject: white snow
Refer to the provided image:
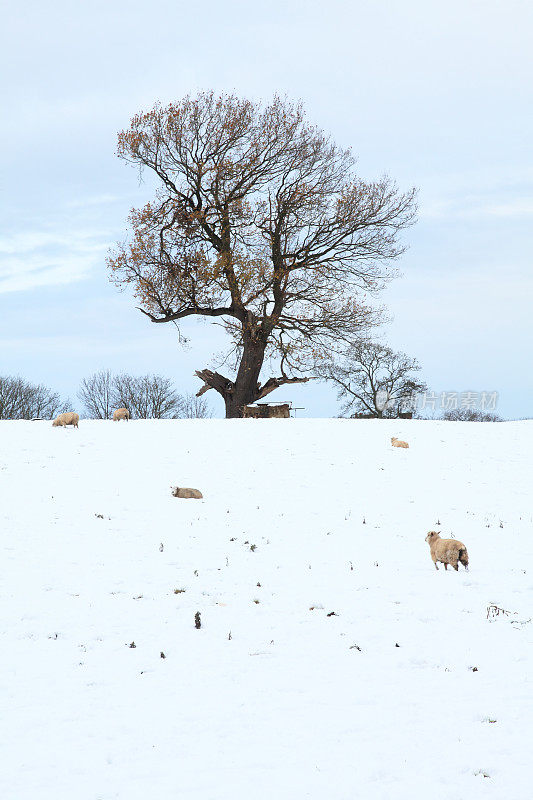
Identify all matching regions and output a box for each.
[1,418,532,799]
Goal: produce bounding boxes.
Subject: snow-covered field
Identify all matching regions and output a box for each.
[1,418,532,800]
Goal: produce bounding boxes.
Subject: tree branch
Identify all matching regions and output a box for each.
[138,306,241,323]
[256,375,312,401]
[195,369,234,398]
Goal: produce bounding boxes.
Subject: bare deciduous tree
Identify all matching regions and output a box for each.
[108,92,416,417]
[318,341,427,418]
[77,370,212,419]
[111,373,182,419]
[0,375,65,420]
[179,392,212,419]
[77,370,114,419]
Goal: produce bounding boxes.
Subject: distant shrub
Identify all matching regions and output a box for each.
[441,408,502,422]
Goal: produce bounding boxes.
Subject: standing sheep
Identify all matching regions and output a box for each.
[425,531,469,571]
[113,408,130,421]
[52,412,79,428]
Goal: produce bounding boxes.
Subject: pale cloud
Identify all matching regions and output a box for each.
[0,255,94,294]
[482,199,533,217]
[420,194,533,220]
[0,229,108,256]
[66,194,122,210]
[0,228,110,294]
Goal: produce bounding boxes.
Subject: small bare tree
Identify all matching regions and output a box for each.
[318,341,427,418]
[108,92,417,417]
[111,373,182,419]
[77,370,114,419]
[0,375,65,420]
[179,392,212,419]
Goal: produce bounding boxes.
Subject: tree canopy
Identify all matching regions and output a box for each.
[108,92,417,416]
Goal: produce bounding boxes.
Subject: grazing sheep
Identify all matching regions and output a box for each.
[425,531,469,571]
[171,486,203,499]
[113,408,130,421]
[52,412,79,428]
[391,437,409,448]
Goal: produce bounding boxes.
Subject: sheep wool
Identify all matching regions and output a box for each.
[171,487,203,499]
[52,412,79,428]
[391,437,409,448]
[425,531,469,571]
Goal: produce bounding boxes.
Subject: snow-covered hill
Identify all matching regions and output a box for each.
[1,419,532,799]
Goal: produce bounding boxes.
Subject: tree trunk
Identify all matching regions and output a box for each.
[195,322,309,417]
[224,335,267,418]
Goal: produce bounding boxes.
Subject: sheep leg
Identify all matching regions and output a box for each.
[443,563,448,570]
[434,561,439,570]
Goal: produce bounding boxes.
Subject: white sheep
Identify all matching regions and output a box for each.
[171,486,203,499]
[425,531,469,571]
[113,408,130,421]
[52,412,79,428]
[391,437,409,448]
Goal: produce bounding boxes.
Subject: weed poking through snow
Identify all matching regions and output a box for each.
[487,604,513,620]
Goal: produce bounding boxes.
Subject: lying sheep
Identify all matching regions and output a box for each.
[171,486,203,499]
[113,408,130,421]
[425,531,469,571]
[52,412,79,428]
[391,437,409,448]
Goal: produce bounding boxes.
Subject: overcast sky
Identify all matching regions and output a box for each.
[1,0,532,418]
